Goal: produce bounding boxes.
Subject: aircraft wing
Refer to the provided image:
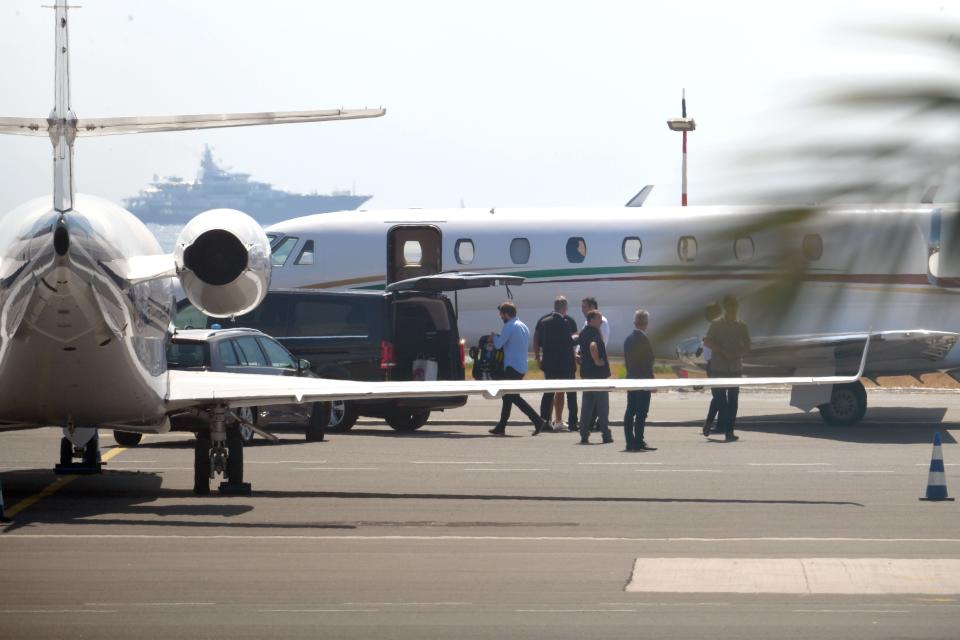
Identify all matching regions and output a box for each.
[165,340,868,411]
[73,108,385,136]
[0,117,47,136]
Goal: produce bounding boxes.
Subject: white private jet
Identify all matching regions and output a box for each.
[264,195,960,428]
[0,2,864,501]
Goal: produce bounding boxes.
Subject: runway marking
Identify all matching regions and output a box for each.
[343,602,468,606]
[749,463,831,467]
[411,461,493,465]
[626,558,960,594]
[516,609,637,613]
[0,609,119,614]
[4,445,128,518]
[85,602,216,607]
[262,607,379,613]
[248,460,328,464]
[108,466,190,471]
[9,534,960,543]
[634,469,723,473]
[464,468,549,472]
[578,462,663,465]
[807,470,895,474]
[294,467,379,471]
[792,609,908,613]
[915,463,960,466]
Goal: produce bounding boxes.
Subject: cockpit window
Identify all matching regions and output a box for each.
[295,240,315,266]
[271,236,299,267]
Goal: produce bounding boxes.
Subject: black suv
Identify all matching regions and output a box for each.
[174,275,521,432]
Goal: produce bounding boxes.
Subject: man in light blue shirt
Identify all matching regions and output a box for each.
[489,301,546,436]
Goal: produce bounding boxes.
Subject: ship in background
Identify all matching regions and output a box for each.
[124,146,372,225]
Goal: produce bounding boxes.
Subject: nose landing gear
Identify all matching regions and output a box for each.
[55,426,102,474]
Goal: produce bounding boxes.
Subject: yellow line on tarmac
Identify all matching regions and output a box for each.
[4,445,130,519]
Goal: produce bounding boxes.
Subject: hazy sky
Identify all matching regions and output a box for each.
[0,0,957,216]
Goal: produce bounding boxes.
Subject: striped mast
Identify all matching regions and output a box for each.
[667,89,696,207]
[681,90,688,206]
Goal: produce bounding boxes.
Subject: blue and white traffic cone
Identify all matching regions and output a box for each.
[920,432,954,502]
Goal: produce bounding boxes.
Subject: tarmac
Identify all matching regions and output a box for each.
[2,387,960,639]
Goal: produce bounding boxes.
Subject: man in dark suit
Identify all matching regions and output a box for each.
[623,309,655,451]
[534,296,579,432]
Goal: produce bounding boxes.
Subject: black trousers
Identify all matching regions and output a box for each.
[624,390,650,449]
[539,368,578,428]
[716,386,740,436]
[495,367,542,430]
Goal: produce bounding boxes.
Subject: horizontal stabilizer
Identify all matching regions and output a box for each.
[74,108,386,137]
[0,117,47,136]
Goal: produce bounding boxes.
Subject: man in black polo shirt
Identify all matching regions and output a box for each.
[578,310,613,445]
[534,296,579,432]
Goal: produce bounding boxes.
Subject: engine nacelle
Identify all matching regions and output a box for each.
[174,209,271,318]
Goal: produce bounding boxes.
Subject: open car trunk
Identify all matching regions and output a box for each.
[391,294,462,381]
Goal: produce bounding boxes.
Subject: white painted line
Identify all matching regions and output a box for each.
[748,463,831,467]
[626,558,960,594]
[634,469,724,473]
[247,461,328,464]
[411,461,493,465]
[294,467,379,471]
[915,463,960,467]
[806,468,896,475]
[579,462,663,466]
[267,607,377,614]
[516,609,636,613]
[0,609,119,614]
[464,468,549,472]
[109,467,190,471]
[13,534,960,543]
[793,609,908,613]
[343,602,468,606]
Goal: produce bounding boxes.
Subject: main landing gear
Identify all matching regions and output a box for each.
[193,405,250,496]
[55,426,102,474]
[818,380,868,426]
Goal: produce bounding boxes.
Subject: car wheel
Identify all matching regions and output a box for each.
[385,410,431,432]
[818,381,867,426]
[325,400,358,432]
[306,402,328,442]
[236,406,257,444]
[113,430,143,447]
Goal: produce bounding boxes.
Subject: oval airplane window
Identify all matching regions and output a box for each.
[677,235,698,262]
[622,237,642,262]
[455,239,475,265]
[734,236,754,262]
[510,237,530,264]
[566,237,587,263]
[802,233,822,261]
[403,240,423,265]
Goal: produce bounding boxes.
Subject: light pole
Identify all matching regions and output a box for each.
[667,89,696,206]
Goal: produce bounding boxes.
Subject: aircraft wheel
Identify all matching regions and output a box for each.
[113,430,143,447]
[225,426,244,484]
[325,400,358,433]
[385,410,430,432]
[193,434,211,495]
[236,406,257,444]
[818,381,867,426]
[306,402,328,442]
[59,437,72,466]
[82,433,100,467]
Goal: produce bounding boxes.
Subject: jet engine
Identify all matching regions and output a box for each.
[175,209,271,318]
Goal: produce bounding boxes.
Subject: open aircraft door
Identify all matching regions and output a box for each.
[927,208,960,290]
[387,225,442,284]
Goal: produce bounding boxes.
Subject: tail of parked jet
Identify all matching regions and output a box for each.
[0,0,385,213]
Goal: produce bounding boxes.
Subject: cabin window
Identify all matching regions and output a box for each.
[734,236,754,262]
[510,237,530,264]
[802,233,823,261]
[402,240,423,266]
[622,237,642,262]
[294,240,315,265]
[566,237,587,263]
[271,236,299,267]
[455,239,475,265]
[677,235,698,262]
